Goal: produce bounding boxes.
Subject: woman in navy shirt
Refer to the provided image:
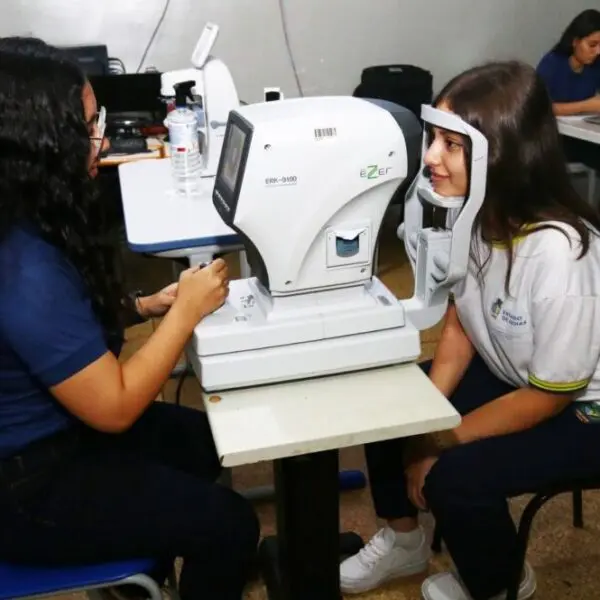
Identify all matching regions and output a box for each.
[0,39,259,600]
[536,10,600,170]
[537,9,600,116]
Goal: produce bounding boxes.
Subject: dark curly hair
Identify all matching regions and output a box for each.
[0,38,123,336]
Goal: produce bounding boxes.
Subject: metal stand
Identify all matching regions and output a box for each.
[229,469,366,502]
[259,450,364,600]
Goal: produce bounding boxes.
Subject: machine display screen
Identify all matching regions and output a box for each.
[213,112,252,225]
[221,122,247,192]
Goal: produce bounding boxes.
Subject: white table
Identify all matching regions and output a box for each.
[557,115,600,145]
[200,362,460,600]
[118,158,248,271]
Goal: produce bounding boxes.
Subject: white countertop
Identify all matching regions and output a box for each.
[557,115,600,145]
[203,363,461,467]
[118,158,239,254]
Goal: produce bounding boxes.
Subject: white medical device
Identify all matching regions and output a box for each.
[160,22,239,178]
[186,96,488,391]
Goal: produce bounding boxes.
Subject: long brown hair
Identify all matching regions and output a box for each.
[435,60,600,291]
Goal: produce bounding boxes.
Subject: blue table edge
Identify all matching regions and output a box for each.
[128,233,241,254]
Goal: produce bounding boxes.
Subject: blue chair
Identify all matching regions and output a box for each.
[0,557,180,600]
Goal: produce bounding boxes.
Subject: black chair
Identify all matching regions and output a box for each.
[431,483,592,600]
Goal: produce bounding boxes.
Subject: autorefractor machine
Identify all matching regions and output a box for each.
[186,96,488,391]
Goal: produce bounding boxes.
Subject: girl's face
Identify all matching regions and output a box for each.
[423,102,469,197]
[82,81,109,178]
[572,30,600,66]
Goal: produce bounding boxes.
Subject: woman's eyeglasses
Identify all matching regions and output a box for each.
[90,106,106,151]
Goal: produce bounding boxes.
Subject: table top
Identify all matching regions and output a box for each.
[557,115,600,145]
[118,158,239,254]
[99,136,163,168]
[203,363,461,467]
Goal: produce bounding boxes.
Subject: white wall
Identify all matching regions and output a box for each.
[2,0,591,103]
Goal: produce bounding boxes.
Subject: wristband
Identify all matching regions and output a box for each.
[124,289,146,323]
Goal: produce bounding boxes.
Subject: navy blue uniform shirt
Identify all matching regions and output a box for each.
[537,51,600,103]
[0,226,118,459]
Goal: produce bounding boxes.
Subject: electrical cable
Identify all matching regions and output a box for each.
[277,0,304,96]
[136,0,171,73]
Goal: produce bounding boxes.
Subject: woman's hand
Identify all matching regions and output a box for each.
[406,455,439,511]
[137,283,178,319]
[172,259,229,329]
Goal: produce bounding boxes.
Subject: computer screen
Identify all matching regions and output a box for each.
[88,73,164,116]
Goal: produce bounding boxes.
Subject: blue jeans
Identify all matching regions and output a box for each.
[0,403,259,600]
[365,354,600,599]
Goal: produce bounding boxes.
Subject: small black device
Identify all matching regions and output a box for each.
[264,87,283,102]
[60,44,109,76]
[107,137,149,155]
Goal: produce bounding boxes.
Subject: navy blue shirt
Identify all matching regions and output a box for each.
[0,226,112,459]
[536,51,600,103]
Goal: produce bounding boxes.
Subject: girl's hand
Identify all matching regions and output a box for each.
[405,455,439,511]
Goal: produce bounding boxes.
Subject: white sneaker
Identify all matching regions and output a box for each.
[422,562,536,600]
[340,526,430,594]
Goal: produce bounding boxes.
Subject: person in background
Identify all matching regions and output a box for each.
[536,9,600,170]
[0,38,259,600]
[537,9,600,116]
[340,61,600,600]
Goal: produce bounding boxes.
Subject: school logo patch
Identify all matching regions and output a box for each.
[490,298,528,328]
[491,298,503,319]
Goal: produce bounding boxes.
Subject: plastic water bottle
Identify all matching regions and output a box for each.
[164,80,202,196]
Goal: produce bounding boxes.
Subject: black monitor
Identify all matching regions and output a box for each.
[88,72,164,116]
[60,44,109,76]
[213,111,253,224]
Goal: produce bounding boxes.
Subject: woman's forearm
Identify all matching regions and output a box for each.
[51,263,227,434]
[553,96,599,116]
[405,306,474,462]
[51,303,196,433]
[428,304,475,397]
[118,305,193,422]
[453,387,572,445]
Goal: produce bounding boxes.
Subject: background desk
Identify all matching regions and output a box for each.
[118,158,248,271]
[99,137,164,168]
[557,116,600,145]
[199,362,460,600]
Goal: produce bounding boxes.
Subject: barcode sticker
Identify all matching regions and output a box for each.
[314,127,337,140]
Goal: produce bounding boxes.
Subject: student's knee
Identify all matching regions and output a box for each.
[422,446,491,510]
[150,403,222,480]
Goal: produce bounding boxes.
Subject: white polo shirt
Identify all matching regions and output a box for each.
[453,222,600,400]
